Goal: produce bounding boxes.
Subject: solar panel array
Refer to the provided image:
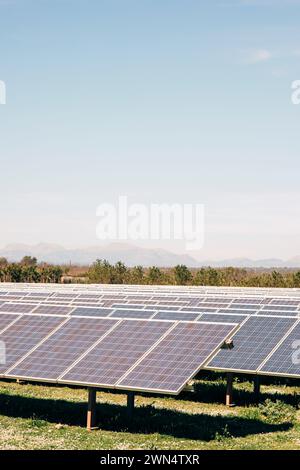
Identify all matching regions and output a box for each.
[0,284,238,394]
[1,282,300,385]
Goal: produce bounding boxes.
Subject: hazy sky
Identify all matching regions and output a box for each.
[0,0,300,260]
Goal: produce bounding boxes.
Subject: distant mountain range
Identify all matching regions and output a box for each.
[0,243,300,268]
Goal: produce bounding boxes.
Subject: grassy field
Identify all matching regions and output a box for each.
[0,377,300,450]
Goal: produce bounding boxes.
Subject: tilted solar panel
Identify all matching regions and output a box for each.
[207,316,297,372]
[8,317,118,381]
[259,321,300,377]
[118,322,237,394]
[0,315,66,374]
[61,319,174,386]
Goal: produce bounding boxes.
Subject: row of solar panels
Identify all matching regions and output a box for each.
[0,285,300,383]
[1,288,300,314]
[0,307,299,383]
[3,282,300,297]
[0,312,236,394]
[0,300,300,321]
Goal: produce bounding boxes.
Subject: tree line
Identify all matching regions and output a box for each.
[87,259,300,288]
[0,256,63,283]
[1,256,300,288]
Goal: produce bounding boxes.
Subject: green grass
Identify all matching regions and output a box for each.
[0,378,300,450]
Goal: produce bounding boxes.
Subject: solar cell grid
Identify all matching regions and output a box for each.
[150,305,181,311]
[0,315,66,374]
[24,292,51,298]
[31,305,73,315]
[256,310,298,317]
[71,299,100,305]
[53,293,78,299]
[77,294,102,299]
[232,298,262,304]
[70,307,113,317]
[261,305,298,312]
[231,304,263,310]
[270,300,300,306]
[153,311,200,321]
[61,319,174,386]
[180,307,218,313]
[109,309,155,319]
[207,316,297,372]
[198,313,247,324]
[260,322,300,376]
[218,308,258,315]
[0,313,21,333]
[118,322,237,393]
[8,317,118,381]
[0,303,37,313]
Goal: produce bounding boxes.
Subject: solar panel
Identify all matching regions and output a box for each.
[259,322,300,377]
[70,307,113,317]
[153,311,199,321]
[231,298,262,304]
[270,300,300,306]
[77,294,102,299]
[231,304,262,310]
[8,317,118,381]
[180,307,218,313]
[53,293,78,299]
[109,309,154,319]
[218,308,258,315]
[111,303,141,310]
[0,315,66,374]
[118,322,237,394]
[207,316,297,373]
[0,313,21,333]
[0,296,27,301]
[0,303,37,313]
[198,313,247,324]
[31,305,73,315]
[25,292,51,298]
[261,305,298,312]
[61,319,174,386]
[257,310,298,317]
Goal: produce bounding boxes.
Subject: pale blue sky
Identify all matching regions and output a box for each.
[0,0,299,260]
